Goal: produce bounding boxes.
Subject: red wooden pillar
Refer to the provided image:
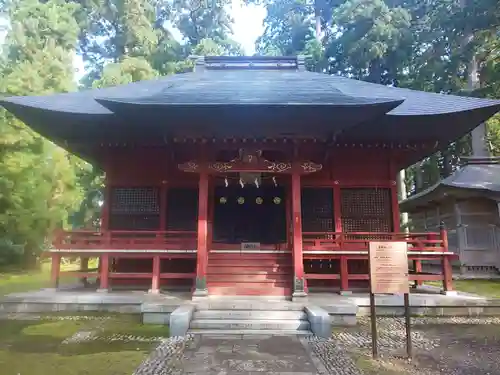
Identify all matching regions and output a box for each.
[207,179,214,251]
[194,171,209,297]
[286,182,292,250]
[291,171,306,298]
[390,183,401,233]
[440,222,454,294]
[334,183,350,294]
[413,260,422,287]
[51,253,61,289]
[150,255,161,294]
[98,254,110,292]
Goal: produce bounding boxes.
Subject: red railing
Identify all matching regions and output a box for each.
[53,230,197,250]
[302,231,448,253]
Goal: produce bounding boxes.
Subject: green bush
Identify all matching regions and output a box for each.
[0,239,25,267]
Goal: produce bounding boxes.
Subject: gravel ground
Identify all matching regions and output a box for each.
[134,335,193,375]
[4,312,500,374]
[305,335,363,375]
[333,316,500,375]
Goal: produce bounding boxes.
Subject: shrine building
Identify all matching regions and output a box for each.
[2,55,500,298]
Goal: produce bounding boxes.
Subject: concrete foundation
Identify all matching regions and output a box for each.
[2,286,500,331]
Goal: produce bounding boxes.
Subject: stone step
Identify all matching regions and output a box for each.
[196,300,304,311]
[189,319,311,330]
[193,309,307,320]
[188,329,312,336]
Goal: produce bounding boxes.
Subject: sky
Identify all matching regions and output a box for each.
[230,0,266,54]
[74,0,266,79]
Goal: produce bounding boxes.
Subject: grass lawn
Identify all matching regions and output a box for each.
[427,279,500,298]
[0,261,97,297]
[0,314,168,375]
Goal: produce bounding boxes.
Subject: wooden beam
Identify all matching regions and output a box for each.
[291,171,306,297]
[178,148,322,175]
[194,171,209,296]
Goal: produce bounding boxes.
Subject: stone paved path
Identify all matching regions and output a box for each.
[167,334,344,375]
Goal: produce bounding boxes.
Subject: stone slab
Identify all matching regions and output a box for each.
[170,304,195,337]
[188,329,312,335]
[143,312,171,324]
[195,299,305,311]
[192,309,307,320]
[141,302,180,313]
[178,334,324,374]
[0,290,190,314]
[190,318,310,330]
[304,305,331,338]
[3,288,500,321]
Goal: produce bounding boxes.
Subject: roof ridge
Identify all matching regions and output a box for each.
[190,55,307,72]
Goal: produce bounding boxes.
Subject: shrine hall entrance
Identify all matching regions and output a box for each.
[212,185,287,245]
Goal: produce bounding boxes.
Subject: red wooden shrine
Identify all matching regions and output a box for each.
[5,54,495,298]
[51,141,455,297]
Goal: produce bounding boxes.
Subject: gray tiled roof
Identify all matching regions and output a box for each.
[2,69,499,115]
[0,55,499,167]
[400,161,500,210]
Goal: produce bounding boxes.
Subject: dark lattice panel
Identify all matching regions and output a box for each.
[166,188,198,231]
[340,188,392,234]
[109,187,160,230]
[301,188,333,232]
[110,187,160,214]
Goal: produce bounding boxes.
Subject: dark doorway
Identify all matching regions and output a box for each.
[165,188,198,231]
[213,184,287,244]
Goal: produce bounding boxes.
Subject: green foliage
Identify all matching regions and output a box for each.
[0,0,499,270]
[92,56,159,88]
[255,0,315,57]
[257,0,499,193]
[0,239,24,267]
[0,0,85,267]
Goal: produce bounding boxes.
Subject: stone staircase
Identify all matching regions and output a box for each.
[188,299,312,335]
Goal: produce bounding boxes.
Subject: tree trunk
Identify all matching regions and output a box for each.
[460,0,489,158]
[415,165,424,192]
[398,169,409,232]
[22,244,41,270]
[468,56,489,157]
[442,151,452,177]
[315,4,321,41]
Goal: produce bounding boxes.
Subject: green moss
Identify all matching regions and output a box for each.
[0,316,168,375]
[0,263,79,296]
[100,314,169,337]
[427,279,500,298]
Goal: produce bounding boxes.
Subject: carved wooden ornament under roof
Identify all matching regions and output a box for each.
[178,148,322,175]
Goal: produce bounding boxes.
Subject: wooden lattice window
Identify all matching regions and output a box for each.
[340,188,392,234]
[301,188,333,232]
[166,188,198,231]
[109,187,160,230]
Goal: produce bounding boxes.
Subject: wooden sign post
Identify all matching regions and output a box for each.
[368,241,412,359]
